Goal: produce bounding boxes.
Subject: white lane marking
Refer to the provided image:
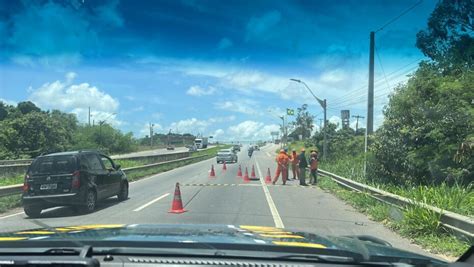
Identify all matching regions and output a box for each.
[133,193,170,212]
[255,161,284,228]
[0,211,24,220]
[266,152,271,157]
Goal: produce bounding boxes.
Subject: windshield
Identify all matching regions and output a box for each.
[29,156,77,175]
[0,0,471,264]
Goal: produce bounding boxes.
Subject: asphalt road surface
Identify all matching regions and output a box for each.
[0,144,439,259]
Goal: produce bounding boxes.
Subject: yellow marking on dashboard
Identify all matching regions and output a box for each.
[55,227,74,232]
[66,224,124,230]
[239,225,280,231]
[259,234,304,239]
[273,241,326,249]
[253,231,292,235]
[0,237,28,241]
[15,231,55,235]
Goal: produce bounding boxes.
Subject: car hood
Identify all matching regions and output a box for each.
[0,224,445,264]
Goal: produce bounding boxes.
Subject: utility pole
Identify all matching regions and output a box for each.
[367,31,375,135]
[88,106,91,126]
[352,115,364,133]
[365,31,375,177]
[149,123,154,148]
[322,99,327,161]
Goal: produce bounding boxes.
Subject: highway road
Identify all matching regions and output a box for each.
[0,144,438,259]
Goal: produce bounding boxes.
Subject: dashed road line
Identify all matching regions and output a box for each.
[133,193,170,212]
[266,152,271,157]
[255,160,284,228]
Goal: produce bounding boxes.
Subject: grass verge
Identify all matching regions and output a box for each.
[317,175,470,258]
[0,194,22,214]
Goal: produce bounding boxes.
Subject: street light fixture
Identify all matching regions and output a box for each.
[290,79,328,161]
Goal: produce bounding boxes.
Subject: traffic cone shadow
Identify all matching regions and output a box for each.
[223,162,227,171]
[169,182,187,214]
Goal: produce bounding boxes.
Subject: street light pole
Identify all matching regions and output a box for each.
[290,79,328,161]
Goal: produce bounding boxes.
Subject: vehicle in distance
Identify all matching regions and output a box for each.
[232,144,240,152]
[22,150,129,218]
[194,137,208,149]
[166,145,175,150]
[254,145,260,151]
[216,149,238,163]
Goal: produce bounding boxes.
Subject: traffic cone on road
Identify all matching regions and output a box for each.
[250,165,257,179]
[265,168,272,184]
[243,167,250,183]
[169,183,187,214]
[223,162,227,171]
[237,165,242,177]
[209,165,216,178]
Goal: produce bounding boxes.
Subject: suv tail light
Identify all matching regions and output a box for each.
[23,174,29,192]
[72,171,80,189]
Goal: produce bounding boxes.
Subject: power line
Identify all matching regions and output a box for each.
[375,46,390,92]
[375,0,423,33]
[330,58,422,104]
[330,66,417,108]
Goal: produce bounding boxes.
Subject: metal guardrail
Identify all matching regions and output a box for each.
[0,154,211,198]
[0,151,192,178]
[318,169,474,241]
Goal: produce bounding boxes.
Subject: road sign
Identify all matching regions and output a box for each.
[287,108,294,116]
[341,110,350,129]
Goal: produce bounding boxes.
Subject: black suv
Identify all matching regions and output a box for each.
[22,150,129,218]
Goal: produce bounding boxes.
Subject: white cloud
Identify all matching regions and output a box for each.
[125,95,135,101]
[211,129,225,139]
[227,120,279,141]
[0,98,17,106]
[131,106,144,112]
[186,85,217,96]
[214,99,260,115]
[65,72,77,83]
[139,122,163,137]
[28,72,120,125]
[165,116,235,136]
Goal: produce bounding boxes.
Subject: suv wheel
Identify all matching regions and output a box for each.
[82,190,97,213]
[24,207,41,218]
[117,182,129,201]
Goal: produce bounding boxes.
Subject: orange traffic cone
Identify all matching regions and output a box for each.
[169,183,187,214]
[223,162,227,171]
[250,165,257,179]
[209,165,216,178]
[243,167,250,183]
[237,165,242,177]
[265,168,272,184]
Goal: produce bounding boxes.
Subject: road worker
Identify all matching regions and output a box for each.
[298,148,308,186]
[290,149,299,180]
[309,150,319,184]
[272,149,290,185]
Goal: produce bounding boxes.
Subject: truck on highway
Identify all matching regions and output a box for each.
[194,137,208,149]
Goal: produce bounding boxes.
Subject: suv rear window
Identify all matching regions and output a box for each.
[29,155,78,175]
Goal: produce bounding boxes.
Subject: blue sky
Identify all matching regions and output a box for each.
[0,0,437,141]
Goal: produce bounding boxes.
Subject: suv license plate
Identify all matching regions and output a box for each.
[40,183,57,190]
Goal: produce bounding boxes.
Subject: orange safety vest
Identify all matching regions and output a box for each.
[276,152,289,167]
